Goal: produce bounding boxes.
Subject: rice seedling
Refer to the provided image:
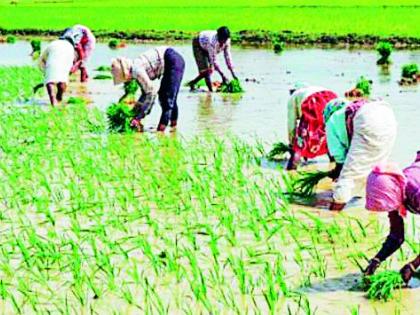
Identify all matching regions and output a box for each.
[106,103,135,132]
[290,171,330,197]
[0,66,43,103]
[93,74,113,80]
[108,39,127,49]
[30,38,41,59]
[363,271,404,301]
[119,79,139,104]
[67,96,87,105]
[272,39,285,54]
[95,65,112,72]
[6,35,16,44]
[400,63,419,85]
[355,76,372,96]
[267,141,290,161]
[219,78,244,94]
[376,41,392,65]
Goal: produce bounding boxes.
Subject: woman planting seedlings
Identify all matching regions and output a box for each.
[324,98,397,210]
[38,38,76,106]
[188,27,238,92]
[364,154,420,285]
[60,24,96,82]
[111,46,185,132]
[286,82,338,170]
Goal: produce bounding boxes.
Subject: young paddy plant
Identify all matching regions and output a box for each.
[376,41,393,65]
[363,271,404,301]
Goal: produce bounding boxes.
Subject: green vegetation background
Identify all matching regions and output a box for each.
[0,1,419,37]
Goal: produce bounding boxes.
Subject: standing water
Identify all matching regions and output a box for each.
[1,41,419,314]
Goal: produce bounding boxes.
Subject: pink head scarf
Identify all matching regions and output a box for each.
[365,162,407,217]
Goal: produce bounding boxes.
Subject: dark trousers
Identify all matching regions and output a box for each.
[158,48,185,126]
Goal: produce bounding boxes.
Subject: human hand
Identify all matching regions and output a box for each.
[329,202,346,211]
[363,258,381,276]
[400,263,415,285]
[130,118,144,132]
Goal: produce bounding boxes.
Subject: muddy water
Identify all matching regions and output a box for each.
[1,41,420,314]
[2,41,419,165]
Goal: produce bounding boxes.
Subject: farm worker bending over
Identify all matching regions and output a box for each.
[188,26,237,92]
[324,98,397,210]
[60,24,96,82]
[111,47,185,132]
[287,82,338,170]
[39,38,76,106]
[363,154,420,284]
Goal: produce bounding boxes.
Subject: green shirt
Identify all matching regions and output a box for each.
[326,107,349,164]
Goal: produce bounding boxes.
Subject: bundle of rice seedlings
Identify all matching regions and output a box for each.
[106,103,135,133]
[6,35,16,44]
[119,80,139,103]
[400,64,419,85]
[291,170,330,197]
[219,79,244,93]
[401,64,419,79]
[108,39,120,49]
[67,97,87,105]
[364,271,404,301]
[93,74,113,80]
[30,39,41,54]
[95,65,111,72]
[124,80,139,95]
[272,40,285,54]
[267,141,290,161]
[376,41,393,65]
[355,76,372,96]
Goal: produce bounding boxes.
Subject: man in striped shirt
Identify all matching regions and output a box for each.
[188,26,238,92]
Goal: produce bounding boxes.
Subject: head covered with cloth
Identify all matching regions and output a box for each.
[111,57,133,85]
[365,162,407,217]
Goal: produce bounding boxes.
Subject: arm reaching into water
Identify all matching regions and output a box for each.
[364,211,405,276]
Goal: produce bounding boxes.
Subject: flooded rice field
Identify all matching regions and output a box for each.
[1,41,419,165]
[0,41,419,314]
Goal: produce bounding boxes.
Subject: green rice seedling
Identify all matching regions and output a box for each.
[228,255,249,295]
[6,35,16,44]
[272,40,285,54]
[108,39,120,49]
[95,65,112,72]
[363,271,404,301]
[291,171,329,197]
[400,63,419,85]
[119,79,139,103]
[106,103,135,132]
[376,41,393,65]
[348,305,360,315]
[67,96,87,105]
[267,141,290,161]
[401,64,419,79]
[30,39,41,53]
[219,79,244,93]
[263,263,280,314]
[355,76,372,96]
[93,74,113,80]
[0,66,43,103]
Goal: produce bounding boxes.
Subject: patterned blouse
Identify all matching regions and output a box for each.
[131,47,167,96]
[198,31,234,74]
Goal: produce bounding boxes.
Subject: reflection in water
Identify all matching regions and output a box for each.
[378,64,392,84]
